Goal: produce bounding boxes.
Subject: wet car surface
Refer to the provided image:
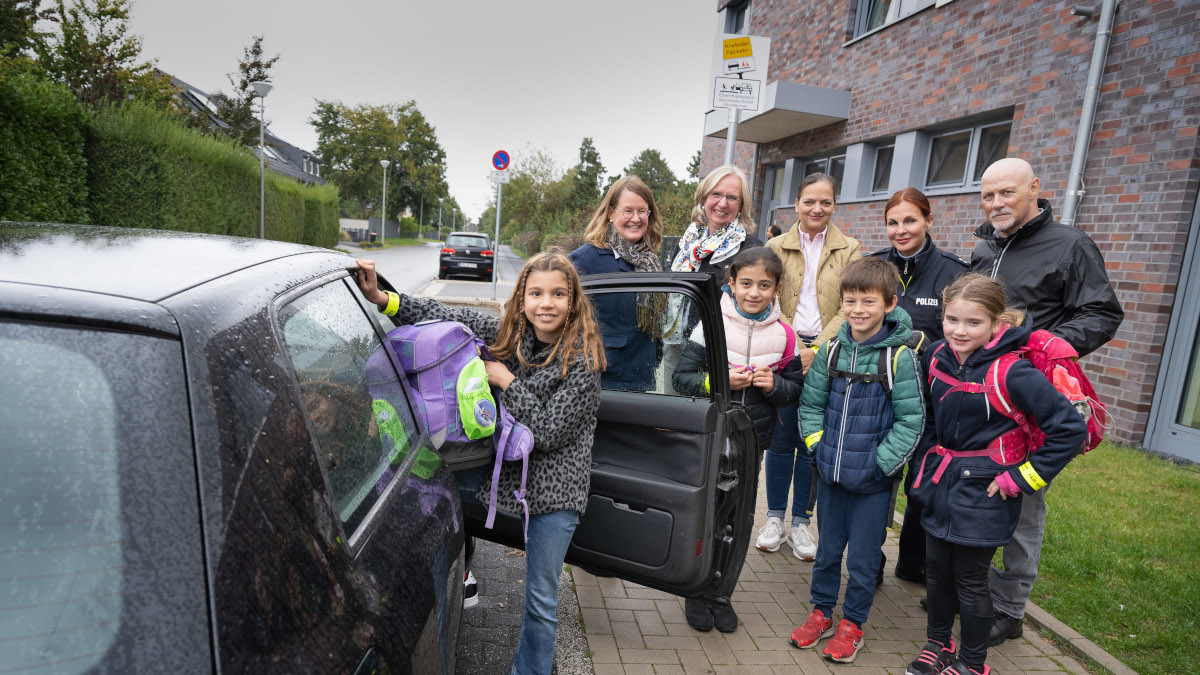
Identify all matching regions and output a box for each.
[0,222,463,674]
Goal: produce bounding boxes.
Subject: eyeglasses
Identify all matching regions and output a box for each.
[613,208,651,219]
[707,191,741,205]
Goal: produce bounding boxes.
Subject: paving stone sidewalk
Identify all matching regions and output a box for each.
[571,478,1093,675]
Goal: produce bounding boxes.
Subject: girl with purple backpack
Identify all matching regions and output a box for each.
[356,252,606,675]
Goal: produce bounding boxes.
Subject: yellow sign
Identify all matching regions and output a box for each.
[722,37,752,60]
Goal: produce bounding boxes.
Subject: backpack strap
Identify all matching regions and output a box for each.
[984,353,1028,428]
[826,338,899,393]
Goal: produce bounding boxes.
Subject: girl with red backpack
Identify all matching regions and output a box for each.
[905,273,1087,675]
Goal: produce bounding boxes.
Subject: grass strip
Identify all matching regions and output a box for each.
[893,442,1199,674]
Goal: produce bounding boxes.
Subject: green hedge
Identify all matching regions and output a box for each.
[0,60,89,223]
[86,103,339,246]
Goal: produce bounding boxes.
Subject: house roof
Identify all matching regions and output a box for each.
[163,71,326,186]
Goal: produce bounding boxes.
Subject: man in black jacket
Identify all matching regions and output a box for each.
[969,158,1123,646]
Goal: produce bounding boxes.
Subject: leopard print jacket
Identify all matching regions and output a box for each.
[393,294,601,516]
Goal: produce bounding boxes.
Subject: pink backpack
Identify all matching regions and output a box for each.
[926,329,1107,462]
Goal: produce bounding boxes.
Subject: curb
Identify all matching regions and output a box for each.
[891,509,1136,675]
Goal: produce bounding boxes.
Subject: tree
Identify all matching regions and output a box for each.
[567,137,605,212]
[31,0,170,106]
[624,148,678,197]
[0,0,52,56]
[687,149,701,180]
[310,99,449,222]
[210,35,278,148]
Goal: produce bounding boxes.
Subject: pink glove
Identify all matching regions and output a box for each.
[994,471,1022,498]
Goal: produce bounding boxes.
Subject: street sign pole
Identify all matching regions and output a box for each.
[492,181,503,300]
[725,107,740,165]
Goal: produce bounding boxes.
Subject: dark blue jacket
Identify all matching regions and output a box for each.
[569,243,659,391]
[914,324,1088,547]
[799,306,925,494]
[869,237,968,338]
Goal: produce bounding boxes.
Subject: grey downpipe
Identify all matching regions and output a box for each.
[1061,0,1120,227]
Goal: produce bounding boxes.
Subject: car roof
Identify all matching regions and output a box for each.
[448,231,488,238]
[0,222,335,303]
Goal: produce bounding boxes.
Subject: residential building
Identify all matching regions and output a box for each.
[167,73,325,185]
[699,0,1200,459]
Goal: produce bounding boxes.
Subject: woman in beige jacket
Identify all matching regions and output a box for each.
[757,173,861,563]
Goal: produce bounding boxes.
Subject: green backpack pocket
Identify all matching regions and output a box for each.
[457,357,498,440]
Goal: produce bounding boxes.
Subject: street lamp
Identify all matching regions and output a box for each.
[438,197,444,240]
[250,81,272,239]
[379,159,390,246]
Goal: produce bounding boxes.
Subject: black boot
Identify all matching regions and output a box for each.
[876,553,886,590]
[986,611,1023,646]
[712,601,739,633]
[685,597,714,632]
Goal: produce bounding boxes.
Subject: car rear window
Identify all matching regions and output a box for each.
[0,321,206,674]
[446,235,489,249]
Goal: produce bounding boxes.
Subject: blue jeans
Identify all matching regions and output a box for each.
[810,481,890,626]
[764,402,813,526]
[512,509,580,675]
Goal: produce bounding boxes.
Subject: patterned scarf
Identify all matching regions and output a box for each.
[607,227,667,338]
[670,221,748,272]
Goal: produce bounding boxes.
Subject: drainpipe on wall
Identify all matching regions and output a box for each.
[1061,0,1120,227]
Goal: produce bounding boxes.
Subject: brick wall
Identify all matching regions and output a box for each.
[699,0,1200,445]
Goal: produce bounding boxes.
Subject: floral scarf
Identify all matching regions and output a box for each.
[670,221,748,272]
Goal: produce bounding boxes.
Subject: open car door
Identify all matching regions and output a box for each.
[460,272,757,603]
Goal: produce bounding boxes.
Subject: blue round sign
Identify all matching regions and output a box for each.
[492,150,510,171]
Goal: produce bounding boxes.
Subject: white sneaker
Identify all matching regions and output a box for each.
[788,523,817,561]
[755,517,787,552]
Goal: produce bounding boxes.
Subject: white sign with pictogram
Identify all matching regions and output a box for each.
[723,57,756,74]
[713,77,761,111]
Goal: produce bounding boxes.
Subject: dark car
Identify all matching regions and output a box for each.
[0,223,758,673]
[439,232,493,281]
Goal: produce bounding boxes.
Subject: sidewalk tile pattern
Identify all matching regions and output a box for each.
[571,474,1090,674]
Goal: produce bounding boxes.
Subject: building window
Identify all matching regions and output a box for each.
[924,121,1012,190]
[872,145,895,195]
[725,1,750,34]
[855,0,936,37]
[801,153,847,194]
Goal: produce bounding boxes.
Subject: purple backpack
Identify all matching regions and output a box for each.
[385,320,534,540]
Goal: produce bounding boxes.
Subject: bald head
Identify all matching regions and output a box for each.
[980,158,1041,236]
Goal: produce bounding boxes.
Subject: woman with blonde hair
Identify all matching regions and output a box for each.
[569,175,664,392]
[666,163,763,635]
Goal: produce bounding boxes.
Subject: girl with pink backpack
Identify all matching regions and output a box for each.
[905,273,1087,675]
[356,252,605,675]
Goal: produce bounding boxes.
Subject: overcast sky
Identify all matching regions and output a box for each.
[130,0,720,221]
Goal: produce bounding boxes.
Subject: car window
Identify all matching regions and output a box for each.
[446,235,489,249]
[587,290,712,397]
[278,281,431,535]
[0,321,205,674]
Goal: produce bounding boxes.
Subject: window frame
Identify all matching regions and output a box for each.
[273,273,425,553]
[850,0,938,41]
[870,143,896,196]
[724,0,751,35]
[922,119,1013,193]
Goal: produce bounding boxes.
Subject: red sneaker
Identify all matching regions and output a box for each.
[788,609,834,649]
[822,619,864,663]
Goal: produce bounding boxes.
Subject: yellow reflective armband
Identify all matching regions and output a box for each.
[1018,462,1046,491]
[804,430,824,449]
[703,373,710,394]
[384,291,400,316]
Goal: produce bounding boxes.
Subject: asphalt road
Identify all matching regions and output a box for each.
[346,240,524,294]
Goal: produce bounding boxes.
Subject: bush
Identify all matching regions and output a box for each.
[0,60,89,223]
[86,102,339,245]
[512,230,540,257]
[541,231,585,255]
